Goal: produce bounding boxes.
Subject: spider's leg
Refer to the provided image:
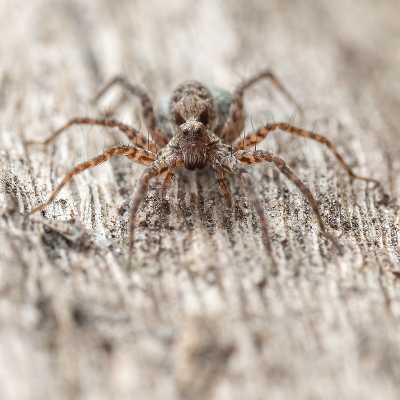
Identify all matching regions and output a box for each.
[94,76,170,147]
[27,117,157,153]
[162,159,180,198]
[234,122,379,185]
[28,145,157,216]
[220,155,271,252]
[129,157,184,253]
[235,149,342,251]
[214,163,231,207]
[220,70,299,143]
[102,91,130,118]
[162,172,174,199]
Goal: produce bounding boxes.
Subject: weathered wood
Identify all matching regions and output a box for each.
[1,0,400,399]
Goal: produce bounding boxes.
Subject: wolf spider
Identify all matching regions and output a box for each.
[29,70,379,255]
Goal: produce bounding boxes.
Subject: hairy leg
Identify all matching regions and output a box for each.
[234,122,379,185]
[28,117,157,153]
[220,155,271,252]
[235,149,342,251]
[28,145,157,215]
[94,76,170,147]
[129,157,184,253]
[220,70,299,143]
[214,163,231,207]
[162,159,181,198]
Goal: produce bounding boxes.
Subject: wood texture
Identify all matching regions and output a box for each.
[1,0,400,399]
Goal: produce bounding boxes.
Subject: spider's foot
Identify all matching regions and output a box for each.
[319,231,344,255]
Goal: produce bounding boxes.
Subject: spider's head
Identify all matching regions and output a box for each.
[176,118,208,170]
[179,118,206,141]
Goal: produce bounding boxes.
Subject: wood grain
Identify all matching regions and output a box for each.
[1,0,400,399]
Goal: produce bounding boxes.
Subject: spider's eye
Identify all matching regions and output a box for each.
[182,128,189,135]
[194,127,202,136]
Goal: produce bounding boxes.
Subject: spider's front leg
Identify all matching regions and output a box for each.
[213,162,231,207]
[217,153,272,252]
[161,159,180,199]
[234,149,342,251]
[28,145,158,216]
[129,154,184,254]
[234,122,380,186]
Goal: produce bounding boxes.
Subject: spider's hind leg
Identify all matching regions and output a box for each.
[94,76,170,148]
[220,70,300,143]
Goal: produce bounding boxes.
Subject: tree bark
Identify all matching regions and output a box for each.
[0,0,400,399]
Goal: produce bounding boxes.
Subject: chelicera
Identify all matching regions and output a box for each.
[28,70,379,255]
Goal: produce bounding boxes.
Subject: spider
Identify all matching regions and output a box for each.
[28,70,379,255]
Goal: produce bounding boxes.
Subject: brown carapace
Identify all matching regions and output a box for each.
[28,70,380,256]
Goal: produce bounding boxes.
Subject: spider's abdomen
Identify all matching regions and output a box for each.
[169,81,218,129]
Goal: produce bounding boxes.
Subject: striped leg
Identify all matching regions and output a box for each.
[220,70,299,143]
[214,163,231,207]
[94,76,170,147]
[234,122,379,185]
[29,117,157,153]
[162,159,181,198]
[129,158,179,253]
[235,149,342,251]
[28,145,157,216]
[220,155,271,252]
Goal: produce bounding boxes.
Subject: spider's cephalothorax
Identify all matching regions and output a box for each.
[29,70,381,259]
